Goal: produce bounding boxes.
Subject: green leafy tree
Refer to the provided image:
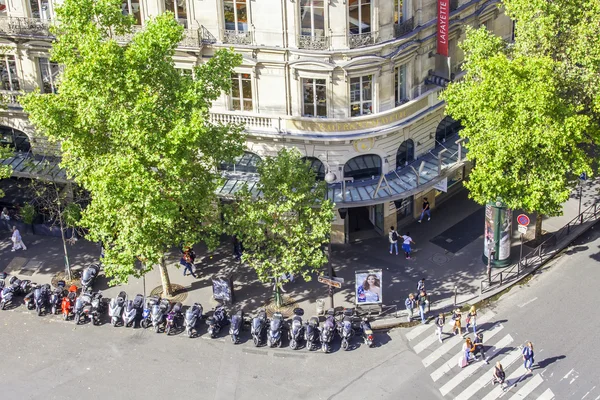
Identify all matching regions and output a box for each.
[441,0,600,238]
[224,148,334,307]
[0,145,13,198]
[21,0,244,295]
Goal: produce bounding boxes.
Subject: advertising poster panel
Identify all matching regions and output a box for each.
[355,269,383,305]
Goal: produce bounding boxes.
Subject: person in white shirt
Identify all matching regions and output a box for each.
[401,232,415,259]
[388,226,399,255]
[11,226,27,251]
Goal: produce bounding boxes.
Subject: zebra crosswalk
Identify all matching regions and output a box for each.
[405,309,555,400]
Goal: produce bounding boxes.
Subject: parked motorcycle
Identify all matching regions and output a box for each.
[49,282,66,315]
[288,308,304,350]
[81,264,100,291]
[74,290,93,324]
[206,305,227,338]
[90,291,105,325]
[267,311,284,348]
[9,276,31,296]
[229,309,244,344]
[320,309,336,353]
[23,283,39,310]
[150,298,171,333]
[108,291,127,327]
[61,285,78,320]
[184,302,203,338]
[122,294,144,328]
[305,316,320,351]
[360,317,374,347]
[251,309,268,347]
[140,296,159,329]
[34,284,52,316]
[0,284,15,310]
[165,302,183,335]
[337,308,355,351]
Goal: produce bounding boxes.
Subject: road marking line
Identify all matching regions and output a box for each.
[421,311,493,368]
[454,347,523,400]
[518,297,538,308]
[537,388,555,400]
[406,315,456,341]
[507,374,544,399]
[431,324,505,383]
[481,365,528,400]
[437,333,513,396]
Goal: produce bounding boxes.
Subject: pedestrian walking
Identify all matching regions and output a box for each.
[233,235,243,261]
[405,293,416,322]
[463,337,474,363]
[401,232,415,259]
[10,226,27,252]
[417,197,431,223]
[435,313,445,343]
[417,278,426,294]
[452,308,462,335]
[417,290,428,324]
[466,305,477,334]
[180,248,196,278]
[522,341,535,373]
[472,332,489,364]
[492,362,507,391]
[389,226,399,255]
[1,207,10,220]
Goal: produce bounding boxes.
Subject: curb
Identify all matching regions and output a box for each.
[369,219,598,331]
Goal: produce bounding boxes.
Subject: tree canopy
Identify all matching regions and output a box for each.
[441,0,600,227]
[21,0,245,291]
[224,148,334,303]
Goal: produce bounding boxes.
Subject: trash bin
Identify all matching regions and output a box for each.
[316,299,325,316]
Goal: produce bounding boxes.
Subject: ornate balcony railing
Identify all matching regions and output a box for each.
[223,29,252,45]
[200,25,217,44]
[209,112,277,130]
[180,28,200,48]
[0,90,23,108]
[297,34,329,50]
[0,16,52,37]
[112,25,144,43]
[394,17,415,38]
[348,31,378,49]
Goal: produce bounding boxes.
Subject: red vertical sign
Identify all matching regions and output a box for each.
[437,0,449,56]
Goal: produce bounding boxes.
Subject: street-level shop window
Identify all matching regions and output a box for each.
[230,73,252,111]
[348,0,371,34]
[0,55,20,91]
[38,58,60,94]
[395,64,408,106]
[302,78,327,117]
[121,0,142,25]
[394,197,413,219]
[224,0,248,32]
[30,0,53,20]
[165,0,187,28]
[300,0,325,38]
[350,75,373,117]
[435,166,464,197]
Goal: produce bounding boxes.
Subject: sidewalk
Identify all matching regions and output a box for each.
[2,179,599,324]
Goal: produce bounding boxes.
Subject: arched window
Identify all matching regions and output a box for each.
[396,139,414,168]
[301,157,325,180]
[436,116,462,145]
[0,126,31,153]
[220,151,262,173]
[343,154,381,181]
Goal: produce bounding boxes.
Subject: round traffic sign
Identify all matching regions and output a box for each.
[517,214,530,226]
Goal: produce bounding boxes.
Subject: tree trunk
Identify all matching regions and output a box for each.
[159,256,173,297]
[274,278,282,308]
[534,213,544,239]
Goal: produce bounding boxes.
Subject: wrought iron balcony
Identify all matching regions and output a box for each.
[394,17,415,38]
[297,34,329,50]
[0,16,52,37]
[180,28,200,48]
[223,29,252,45]
[200,25,217,44]
[348,31,378,49]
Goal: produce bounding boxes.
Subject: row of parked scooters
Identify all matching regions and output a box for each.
[1,266,375,352]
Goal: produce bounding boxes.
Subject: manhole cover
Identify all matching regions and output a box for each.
[149,284,188,303]
[263,295,298,318]
[430,254,449,265]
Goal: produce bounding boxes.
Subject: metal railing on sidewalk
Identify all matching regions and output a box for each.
[480,201,600,294]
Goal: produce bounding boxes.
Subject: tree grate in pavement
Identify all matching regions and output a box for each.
[150,284,188,303]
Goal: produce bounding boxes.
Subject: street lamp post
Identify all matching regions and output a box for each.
[324,170,337,309]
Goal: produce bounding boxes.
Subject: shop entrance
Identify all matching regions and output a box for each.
[347,204,384,242]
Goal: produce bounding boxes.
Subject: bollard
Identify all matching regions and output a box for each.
[453,285,458,307]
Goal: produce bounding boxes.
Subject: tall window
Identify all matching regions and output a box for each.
[348,0,371,34]
[38,58,60,94]
[300,0,325,37]
[165,0,187,28]
[302,78,327,117]
[396,139,414,168]
[231,73,252,111]
[224,0,248,32]
[0,55,20,91]
[30,0,53,20]
[394,65,407,106]
[121,0,141,25]
[350,75,373,117]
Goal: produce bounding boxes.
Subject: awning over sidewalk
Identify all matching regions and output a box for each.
[1,151,69,184]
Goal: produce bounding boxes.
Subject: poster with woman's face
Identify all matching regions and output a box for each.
[355,270,383,305]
